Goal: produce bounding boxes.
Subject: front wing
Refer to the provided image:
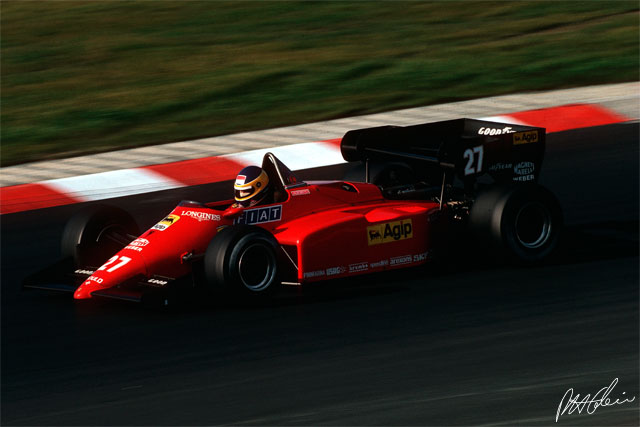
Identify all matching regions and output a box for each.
[22,258,183,305]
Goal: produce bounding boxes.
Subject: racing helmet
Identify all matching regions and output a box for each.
[234,166,270,207]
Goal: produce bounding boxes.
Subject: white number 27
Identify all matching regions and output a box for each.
[463,146,484,176]
[97,255,132,273]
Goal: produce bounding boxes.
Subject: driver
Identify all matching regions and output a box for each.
[233,165,272,207]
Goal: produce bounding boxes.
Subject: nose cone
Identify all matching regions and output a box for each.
[73,252,147,300]
[74,281,94,299]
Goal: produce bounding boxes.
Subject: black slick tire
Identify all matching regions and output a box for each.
[204,225,280,301]
[469,184,562,264]
[61,204,139,268]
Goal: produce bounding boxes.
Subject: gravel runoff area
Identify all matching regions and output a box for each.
[1,82,638,187]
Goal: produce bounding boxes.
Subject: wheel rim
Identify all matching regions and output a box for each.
[238,242,276,292]
[514,202,552,249]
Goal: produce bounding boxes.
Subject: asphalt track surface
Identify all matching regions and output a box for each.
[2,123,638,426]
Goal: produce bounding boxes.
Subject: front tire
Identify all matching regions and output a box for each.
[204,225,280,300]
[61,204,139,268]
[469,184,562,264]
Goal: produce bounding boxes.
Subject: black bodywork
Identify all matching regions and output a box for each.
[340,118,545,188]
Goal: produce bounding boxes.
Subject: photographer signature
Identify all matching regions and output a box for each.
[556,378,636,422]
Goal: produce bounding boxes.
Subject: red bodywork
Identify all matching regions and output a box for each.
[75,180,444,299]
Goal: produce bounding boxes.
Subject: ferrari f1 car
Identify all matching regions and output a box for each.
[24,118,562,304]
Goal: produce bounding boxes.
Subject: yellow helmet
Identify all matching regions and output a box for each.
[234,166,270,207]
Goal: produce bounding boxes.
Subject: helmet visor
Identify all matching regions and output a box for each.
[235,186,256,201]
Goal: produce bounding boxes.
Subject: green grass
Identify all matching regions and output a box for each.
[1,1,638,166]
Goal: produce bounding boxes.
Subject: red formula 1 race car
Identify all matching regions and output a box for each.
[24,118,562,305]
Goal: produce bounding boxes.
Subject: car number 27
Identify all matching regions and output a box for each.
[97,255,132,273]
[463,146,484,175]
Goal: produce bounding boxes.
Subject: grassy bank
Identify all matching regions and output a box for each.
[1,1,638,166]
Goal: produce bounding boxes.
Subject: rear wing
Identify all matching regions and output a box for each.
[340,119,545,184]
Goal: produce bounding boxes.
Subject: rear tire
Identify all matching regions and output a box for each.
[469,184,562,264]
[61,204,139,268]
[204,225,280,300]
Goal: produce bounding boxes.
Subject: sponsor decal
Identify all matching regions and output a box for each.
[181,210,221,222]
[303,270,325,279]
[390,255,412,266]
[124,238,148,251]
[478,126,515,136]
[488,162,513,172]
[513,174,535,182]
[514,161,535,176]
[74,269,94,275]
[128,238,149,247]
[513,130,538,145]
[348,262,368,273]
[326,266,346,276]
[367,219,413,246]
[152,214,180,231]
[413,252,429,262]
[370,259,389,268]
[291,188,311,196]
[125,237,149,252]
[235,175,246,185]
[216,225,229,233]
[124,237,149,252]
[147,278,168,286]
[234,205,282,225]
[88,276,103,284]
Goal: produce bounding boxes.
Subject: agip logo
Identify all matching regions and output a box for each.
[367,219,413,246]
[152,214,180,231]
[513,131,539,145]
